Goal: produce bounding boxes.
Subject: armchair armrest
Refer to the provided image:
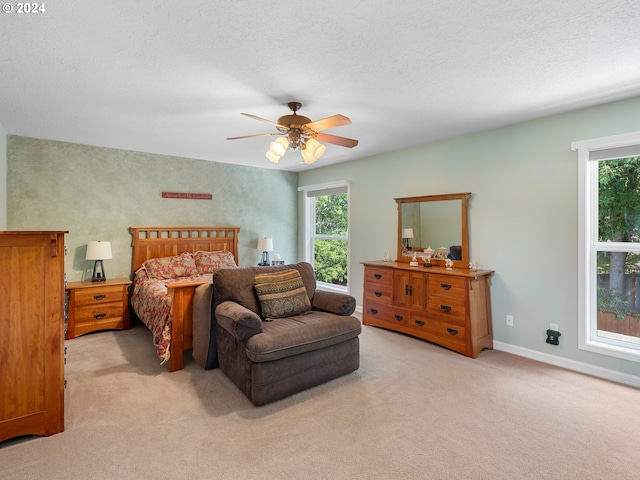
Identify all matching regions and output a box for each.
[312,290,356,316]
[216,301,263,340]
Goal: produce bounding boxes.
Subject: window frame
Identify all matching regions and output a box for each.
[298,180,350,294]
[573,131,640,363]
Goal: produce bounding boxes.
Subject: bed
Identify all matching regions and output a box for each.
[129,226,240,372]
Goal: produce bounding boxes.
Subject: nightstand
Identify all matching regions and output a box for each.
[65,278,132,339]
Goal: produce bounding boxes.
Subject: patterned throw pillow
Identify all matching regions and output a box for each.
[143,252,198,279]
[254,269,311,320]
[193,250,236,274]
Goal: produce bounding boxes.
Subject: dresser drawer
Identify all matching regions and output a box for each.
[428,274,466,299]
[427,295,467,324]
[409,313,467,354]
[364,266,393,286]
[364,282,393,305]
[362,301,409,328]
[73,285,126,307]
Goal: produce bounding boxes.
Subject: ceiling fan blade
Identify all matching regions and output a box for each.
[305,114,352,132]
[316,132,359,148]
[226,133,280,140]
[240,112,284,127]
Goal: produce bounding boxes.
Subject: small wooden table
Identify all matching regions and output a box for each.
[65,278,132,339]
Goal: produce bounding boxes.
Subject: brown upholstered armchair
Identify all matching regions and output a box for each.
[205,262,361,406]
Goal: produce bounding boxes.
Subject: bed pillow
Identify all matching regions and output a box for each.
[143,252,198,279]
[194,250,237,274]
[254,269,311,320]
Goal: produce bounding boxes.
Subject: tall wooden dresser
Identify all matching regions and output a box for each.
[362,261,494,358]
[0,231,67,442]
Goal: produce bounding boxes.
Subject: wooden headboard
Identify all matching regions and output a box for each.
[129,226,240,273]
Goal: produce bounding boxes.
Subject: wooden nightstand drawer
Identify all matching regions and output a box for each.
[65,278,131,339]
[74,302,125,323]
[73,285,126,306]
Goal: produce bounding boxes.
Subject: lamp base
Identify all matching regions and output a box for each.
[257,251,271,266]
[92,260,106,282]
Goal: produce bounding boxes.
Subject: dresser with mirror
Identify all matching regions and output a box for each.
[361,193,494,358]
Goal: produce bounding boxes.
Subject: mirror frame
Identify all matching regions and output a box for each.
[395,192,471,267]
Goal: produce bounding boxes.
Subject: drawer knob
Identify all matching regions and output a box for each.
[374,291,382,297]
[374,274,382,279]
[93,294,107,300]
[415,319,425,327]
[94,313,107,320]
[440,283,452,290]
[447,328,459,335]
[394,314,403,321]
[370,308,378,314]
[440,305,452,313]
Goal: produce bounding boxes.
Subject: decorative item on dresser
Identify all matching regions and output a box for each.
[65,278,132,340]
[361,261,494,358]
[361,192,494,358]
[129,226,240,372]
[0,230,67,442]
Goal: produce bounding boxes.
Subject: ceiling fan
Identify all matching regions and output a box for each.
[227,102,358,165]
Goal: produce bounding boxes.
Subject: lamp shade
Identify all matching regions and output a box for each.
[257,237,273,252]
[402,228,414,239]
[270,137,289,156]
[86,241,112,260]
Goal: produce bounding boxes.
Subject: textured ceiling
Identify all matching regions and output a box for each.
[2,0,640,171]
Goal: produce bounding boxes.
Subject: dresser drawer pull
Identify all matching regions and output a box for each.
[93,294,107,300]
[394,314,403,321]
[370,308,378,314]
[440,283,452,290]
[93,313,107,320]
[374,274,382,279]
[415,320,425,327]
[447,328,459,335]
[374,291,382,297]
[440,305,452,312]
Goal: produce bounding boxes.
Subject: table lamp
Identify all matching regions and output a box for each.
[257,237,273,266]
[86,240,112,282]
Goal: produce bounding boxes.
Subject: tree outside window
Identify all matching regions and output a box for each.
[313,193,348,286]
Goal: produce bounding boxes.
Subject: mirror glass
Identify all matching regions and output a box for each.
[396,193,470,267]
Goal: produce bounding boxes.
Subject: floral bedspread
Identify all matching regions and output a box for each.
[131,269,212,364]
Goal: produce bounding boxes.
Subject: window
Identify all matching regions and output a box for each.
[299,181,350,293]
[573,132,640,362]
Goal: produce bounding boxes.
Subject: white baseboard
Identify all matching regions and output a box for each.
[493,341,640,389]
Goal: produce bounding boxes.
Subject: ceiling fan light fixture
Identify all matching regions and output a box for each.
[265,150,280,163]
[270,136,289,156]
[305,138,327,160]
[301,147,317,164]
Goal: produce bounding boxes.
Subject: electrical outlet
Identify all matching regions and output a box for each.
[550,323,559,332]
[506,315,514,327]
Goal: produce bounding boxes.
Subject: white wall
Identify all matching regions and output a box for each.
[0,122,6,229]
[298,95,640,381]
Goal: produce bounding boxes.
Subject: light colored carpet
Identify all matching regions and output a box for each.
[2,318,640,480]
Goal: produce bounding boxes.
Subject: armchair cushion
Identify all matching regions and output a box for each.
[245,310,361,363]
[254,269,312,320]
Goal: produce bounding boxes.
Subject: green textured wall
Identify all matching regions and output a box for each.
[299,95,640,378]
[7,136,298,281]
